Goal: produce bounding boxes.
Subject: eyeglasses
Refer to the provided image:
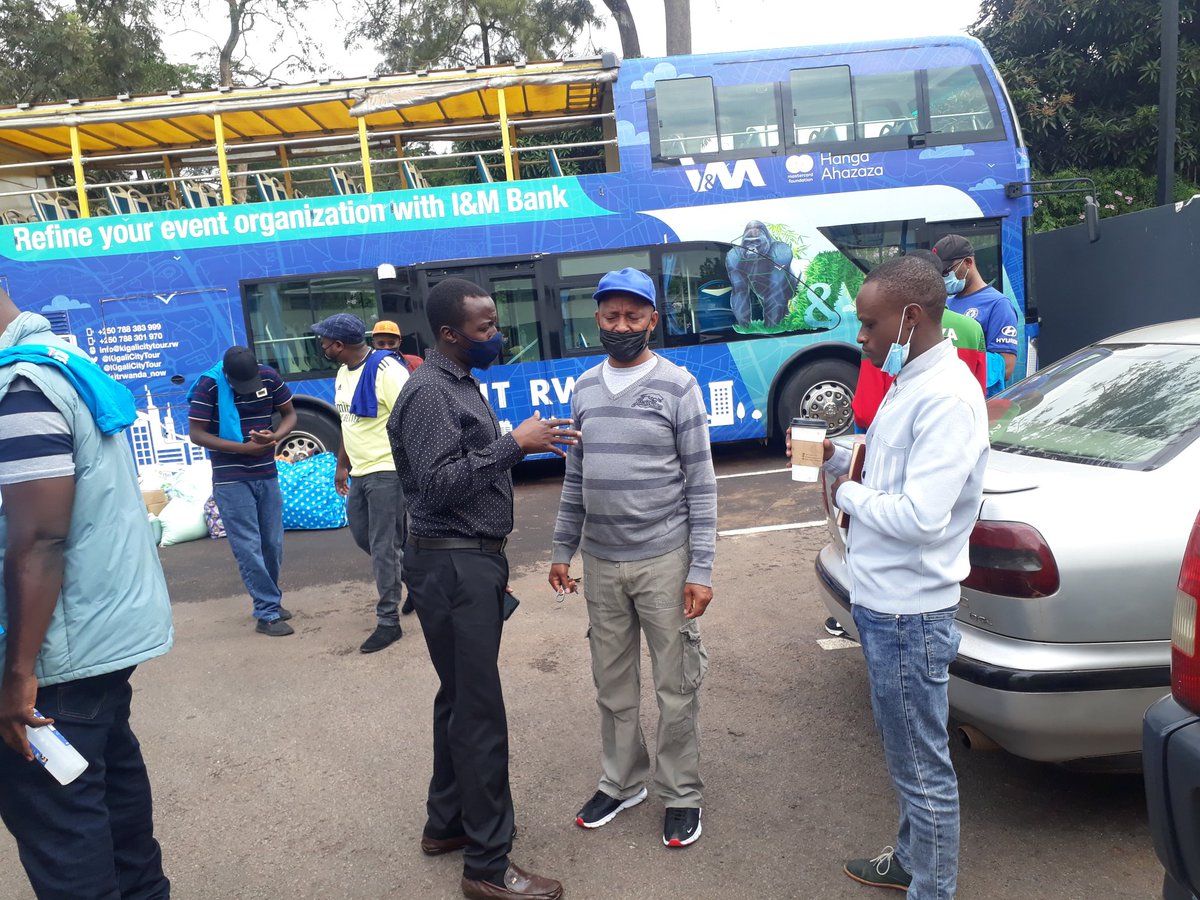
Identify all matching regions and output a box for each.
[942,258,967,277]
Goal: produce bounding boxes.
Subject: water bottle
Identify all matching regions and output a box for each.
[26,710,87,786]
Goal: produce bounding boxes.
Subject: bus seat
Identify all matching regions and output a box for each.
[328,168,360,195]
[182,181,222,208]
[57,196,80,219]
[2,208,30,225]
[255,173,287,202]
[475,155,494,183]
[400,160,429,190]
[547,148,563,177]
[31,193,61,221]
[105,186,132,215]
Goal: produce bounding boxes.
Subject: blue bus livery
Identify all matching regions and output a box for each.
[0,35,1034,475]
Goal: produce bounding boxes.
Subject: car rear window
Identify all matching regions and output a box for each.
[988,343,1200,470]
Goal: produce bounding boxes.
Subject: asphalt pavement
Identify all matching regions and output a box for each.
[0,443,1163,899]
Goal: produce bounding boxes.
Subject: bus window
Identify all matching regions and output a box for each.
[558,250,650,279]
[853,71,919,140]
[560,285,602,351]
[244,271,377,378]
[656,77,718,157]
[790,66,854,146]
[820,220,920,272]
[492,276,543,364]
[556,249,652,352]
[927,66,1001,139]
[662,247,734,345]
[717,83,780,152]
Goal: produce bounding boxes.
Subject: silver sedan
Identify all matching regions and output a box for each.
[816,318,1200,764]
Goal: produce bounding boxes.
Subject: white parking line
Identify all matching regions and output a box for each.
[817,637,859,651]
[715,467,791,480]
[717,520,826,537]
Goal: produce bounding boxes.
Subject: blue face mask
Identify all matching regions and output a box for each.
[943,262,967,297]
[881,305,917,376]
[451,328,504,369]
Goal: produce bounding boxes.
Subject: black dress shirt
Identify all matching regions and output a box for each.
[387,346,525,539]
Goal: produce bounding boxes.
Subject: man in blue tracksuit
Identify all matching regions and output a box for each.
[0,287,175,898]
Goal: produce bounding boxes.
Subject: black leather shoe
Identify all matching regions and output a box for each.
[461,864,562,900]
[401,596,415,615]
[360,624,402,653]
[421,833,470,856]
[277,607,294,621]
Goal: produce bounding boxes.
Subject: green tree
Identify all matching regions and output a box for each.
[351,0,599,71]
[0,0,200,105]
[972,0,1200,181]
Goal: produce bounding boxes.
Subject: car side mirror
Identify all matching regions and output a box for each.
[1084,196,1101,243]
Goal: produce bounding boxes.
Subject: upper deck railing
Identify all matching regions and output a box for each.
[0,54,621,224]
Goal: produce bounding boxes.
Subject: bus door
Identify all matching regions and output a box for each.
[417,259,557,425]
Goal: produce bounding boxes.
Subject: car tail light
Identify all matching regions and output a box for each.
[963,520,1060,598]
[1171,513,1200,713]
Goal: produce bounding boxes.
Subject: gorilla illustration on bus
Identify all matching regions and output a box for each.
[726,219,795,328]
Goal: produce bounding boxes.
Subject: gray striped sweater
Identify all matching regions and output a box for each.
[551,356,718,586]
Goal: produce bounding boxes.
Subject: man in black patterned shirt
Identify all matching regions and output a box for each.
[387,278,578,900]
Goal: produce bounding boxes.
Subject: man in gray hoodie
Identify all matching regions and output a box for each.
[549,267,717,851]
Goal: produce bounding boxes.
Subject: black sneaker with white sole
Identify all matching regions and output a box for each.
[824,616,848,638]
[574,787,648,829]
[662,807,702,847]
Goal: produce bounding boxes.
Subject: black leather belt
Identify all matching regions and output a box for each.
[409,536,507,553]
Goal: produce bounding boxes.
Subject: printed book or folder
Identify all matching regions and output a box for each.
[835,441,867,530]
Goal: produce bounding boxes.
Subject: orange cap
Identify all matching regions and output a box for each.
[372,320,401,336]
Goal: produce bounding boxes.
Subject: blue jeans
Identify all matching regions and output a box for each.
[0,667,170,900]
[213,478,284,621]
[852,604,962,900]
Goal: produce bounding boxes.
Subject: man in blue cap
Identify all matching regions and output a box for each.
[188,345,297,636]
[548,267,717,850]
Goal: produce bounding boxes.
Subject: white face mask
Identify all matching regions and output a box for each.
[881,304,918,376]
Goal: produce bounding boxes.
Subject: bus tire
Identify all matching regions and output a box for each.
[776,359,858,439]
[278,407,341,461]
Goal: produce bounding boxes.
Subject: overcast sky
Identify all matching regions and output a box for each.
[162,0,984,80]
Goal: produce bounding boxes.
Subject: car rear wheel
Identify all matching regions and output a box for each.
[278,408,341,462]
[776,359,858,438]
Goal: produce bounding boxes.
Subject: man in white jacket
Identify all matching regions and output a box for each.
[810,255,989,900]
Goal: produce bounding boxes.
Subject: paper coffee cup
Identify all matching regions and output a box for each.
[790,417,827,482]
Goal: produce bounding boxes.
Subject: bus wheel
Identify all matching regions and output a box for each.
[278,409,341,462]
[777,360,858,438]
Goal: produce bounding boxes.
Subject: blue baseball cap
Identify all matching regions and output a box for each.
[593,267,656,307]
[311,313,367,344]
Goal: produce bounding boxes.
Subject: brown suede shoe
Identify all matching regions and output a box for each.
[421,833,470,856]
[461,863,563,900]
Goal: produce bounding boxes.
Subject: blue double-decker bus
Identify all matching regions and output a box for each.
[0,35,1033,475]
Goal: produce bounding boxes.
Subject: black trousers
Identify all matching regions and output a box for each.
[404,543,514,882]
[0,667,169,900]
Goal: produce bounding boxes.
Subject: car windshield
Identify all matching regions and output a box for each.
[988,342,1200,470]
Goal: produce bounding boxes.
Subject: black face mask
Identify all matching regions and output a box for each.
[599,326,651,363]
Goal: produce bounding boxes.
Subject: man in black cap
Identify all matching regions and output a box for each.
[931,234,1019,394]
[188,346,297,635]
[388,277,577,900]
